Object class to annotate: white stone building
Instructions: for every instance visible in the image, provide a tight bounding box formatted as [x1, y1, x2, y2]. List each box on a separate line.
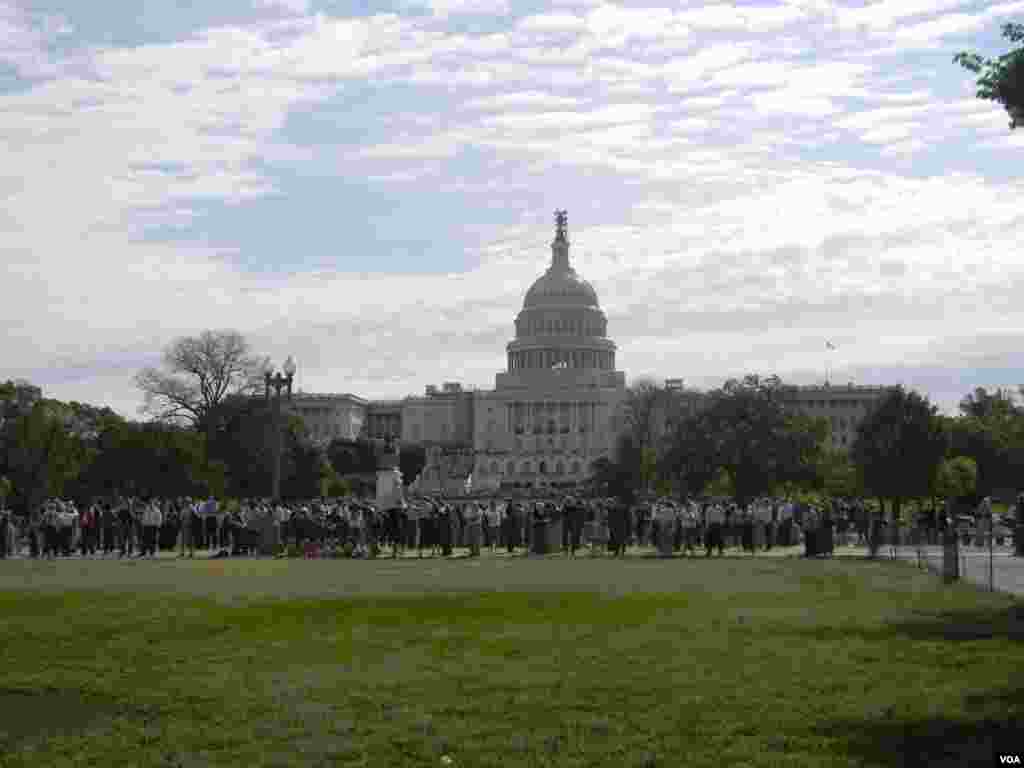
[470, 210, 627, 490]
[777, 383, 895, 452]
[290, 392, 366, 446]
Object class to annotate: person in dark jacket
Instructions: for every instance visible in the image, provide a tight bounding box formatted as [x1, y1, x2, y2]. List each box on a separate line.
[117, 500, 135, 557]
[741, 512, 755, 554]
[609, 498, 630, 557]
[565, 497, 585, 557]
[438, 503, 452, 557]
[502, 502, 517, 553]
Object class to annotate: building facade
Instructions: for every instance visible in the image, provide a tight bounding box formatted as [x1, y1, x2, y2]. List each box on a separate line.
[290, 392, 366, 446]
[777, 383, 895, 452]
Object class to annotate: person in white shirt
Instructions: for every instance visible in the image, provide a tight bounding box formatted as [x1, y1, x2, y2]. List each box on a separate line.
[140, 498, 163, 557]
[484, 500, 501, 553]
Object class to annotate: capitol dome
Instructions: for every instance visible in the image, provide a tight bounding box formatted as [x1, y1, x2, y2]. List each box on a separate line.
[506, 211, 617, 373]
[523, 265, 599, 309]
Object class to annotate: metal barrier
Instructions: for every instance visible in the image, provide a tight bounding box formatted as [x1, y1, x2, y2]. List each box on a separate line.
[885, 523, 1020, 596]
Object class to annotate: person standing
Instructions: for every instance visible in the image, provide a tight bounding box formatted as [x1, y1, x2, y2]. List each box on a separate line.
[438, 503, 452, 557]
[610, 496, 629, 557]
[0, 506, 8, 559]
[141, 497, 163, 557]
[502, 502, 517, 554]
[118, 498, 135, 557]
[564, 497, 583, 557]
[179, 498, 195, 558]
[79, 500, 97, 556]
[706, 503, 724, 557]
[485, 500, 500, 553]
[464, 502, 481, 557]
[741, 510, 755, 555]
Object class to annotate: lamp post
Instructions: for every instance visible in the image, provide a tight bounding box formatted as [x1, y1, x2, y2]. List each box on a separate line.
[265, 356, 296, 502]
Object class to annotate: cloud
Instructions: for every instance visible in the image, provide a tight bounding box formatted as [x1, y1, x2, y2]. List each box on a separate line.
[3, 1, 1024, 421]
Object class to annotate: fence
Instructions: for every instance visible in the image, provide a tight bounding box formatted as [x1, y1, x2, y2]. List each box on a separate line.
[881, 523, 1021, 596]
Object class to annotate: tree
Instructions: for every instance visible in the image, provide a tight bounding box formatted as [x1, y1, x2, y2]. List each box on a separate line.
[135, 330, 268, 435]
[590, 433, 643, 503]
[658, 413, 719, 498]
[947, 387, 1024, 498]
[0, 399, 88, 514]
[694, 374, 825, 508]
[850, 387, 949, 525]
[814, 448, 861, 498]
[934, 456, 978, 501]
[954, 23, 1024, 129]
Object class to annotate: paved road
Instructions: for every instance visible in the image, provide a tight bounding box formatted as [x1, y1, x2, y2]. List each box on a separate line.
[892, 544, 1024, 596]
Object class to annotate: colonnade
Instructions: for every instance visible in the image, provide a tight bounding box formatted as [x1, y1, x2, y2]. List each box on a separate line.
[507, 349, 614, 371]
[504, 400, 607, 435]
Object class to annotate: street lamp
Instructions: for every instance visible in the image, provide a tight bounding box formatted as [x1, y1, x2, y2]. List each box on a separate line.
[265, 356, 296, 501]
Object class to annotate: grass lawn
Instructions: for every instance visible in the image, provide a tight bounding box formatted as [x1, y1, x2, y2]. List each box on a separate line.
[0, 554, 1022, 767]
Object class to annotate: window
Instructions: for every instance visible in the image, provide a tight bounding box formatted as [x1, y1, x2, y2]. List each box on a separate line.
[491, 461, 499, 474]
[506, 461, 515, 475]
[571, 461, 581, 474]
[522, 461, 532, 474]
[539, 461, 547, 475]
[555, 461, 564, 475]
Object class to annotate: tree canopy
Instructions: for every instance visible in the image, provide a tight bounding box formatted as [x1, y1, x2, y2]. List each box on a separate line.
[954, 22, 1024, 129]
[850, 387, 948, 516]
[135, 330, 269, 434]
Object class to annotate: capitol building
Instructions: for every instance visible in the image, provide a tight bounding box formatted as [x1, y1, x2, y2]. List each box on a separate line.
[291, 212, 893, 493]
[292, 211, 627, 492]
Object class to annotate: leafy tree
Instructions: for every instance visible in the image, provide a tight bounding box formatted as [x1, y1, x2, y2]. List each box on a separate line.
[954, 23, 1024, 129]
[658, 413, 719, 498]
[134, 330, 269, 436]
[934, 456, 978, 500]
[590, 433, 643, 503]
[814, 448, 861, 498]
[696, 374, 824, 508]
[850, 387, 949, 525]
[327, 438, 379, 476]
[0, 399, 88, 514]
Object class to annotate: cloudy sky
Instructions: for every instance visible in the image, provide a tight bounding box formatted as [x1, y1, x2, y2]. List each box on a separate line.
[3, 0, 1023, 419]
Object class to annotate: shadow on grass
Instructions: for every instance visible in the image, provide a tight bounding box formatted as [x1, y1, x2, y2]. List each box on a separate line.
[818, 686, 1023, 768]
[0, 687, 127, 752]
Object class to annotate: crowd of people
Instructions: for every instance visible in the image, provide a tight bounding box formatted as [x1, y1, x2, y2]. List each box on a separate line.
[0, 493, 879, 560]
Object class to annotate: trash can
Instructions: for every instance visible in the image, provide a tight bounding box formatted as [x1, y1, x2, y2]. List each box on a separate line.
[804, 527, 818, 558]
[657, 522, 674, 557]
[532, 521, 548, 555]
[819, 526, 834, 556]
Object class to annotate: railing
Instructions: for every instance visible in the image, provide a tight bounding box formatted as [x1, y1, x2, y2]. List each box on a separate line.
[881, 523, 1020, 595]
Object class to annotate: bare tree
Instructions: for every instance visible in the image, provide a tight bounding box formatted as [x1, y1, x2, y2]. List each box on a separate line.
[135, 330, 268, 433]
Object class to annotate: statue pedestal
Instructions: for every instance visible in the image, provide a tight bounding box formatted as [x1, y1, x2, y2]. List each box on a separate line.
[376, 465, 404, 509]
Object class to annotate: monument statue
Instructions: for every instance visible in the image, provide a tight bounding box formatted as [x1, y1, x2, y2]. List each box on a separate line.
[554, 209, 568, 241]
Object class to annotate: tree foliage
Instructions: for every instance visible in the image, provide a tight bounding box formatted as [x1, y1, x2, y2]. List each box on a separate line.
[954, 23, 1024, 129]
[697, 374, 824, 508]
[934, 456, 978, 500]
[850, 387, 949, 515]
[135, 330, 269, 433]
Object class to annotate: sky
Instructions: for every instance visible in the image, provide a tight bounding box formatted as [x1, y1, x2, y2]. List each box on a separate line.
[2, 0, 1024, 420]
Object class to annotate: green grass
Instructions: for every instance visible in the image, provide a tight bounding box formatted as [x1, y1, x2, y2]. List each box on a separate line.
[0, 555, 1021, 767]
